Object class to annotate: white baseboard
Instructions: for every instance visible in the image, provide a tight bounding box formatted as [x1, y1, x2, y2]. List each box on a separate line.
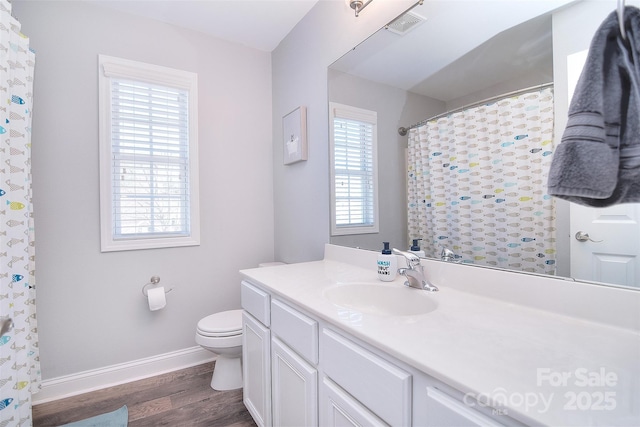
[33, 346, 215, 405]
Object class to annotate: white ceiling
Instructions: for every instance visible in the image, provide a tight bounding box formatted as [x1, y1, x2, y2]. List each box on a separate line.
[90, 0, 320, 52]
[330, 0, 575, 101]
[89, 0, 575, 102]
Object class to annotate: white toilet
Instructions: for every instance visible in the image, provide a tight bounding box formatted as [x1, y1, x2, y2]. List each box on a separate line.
[196, 262, 284, 391]
[195, 309, 243, 391]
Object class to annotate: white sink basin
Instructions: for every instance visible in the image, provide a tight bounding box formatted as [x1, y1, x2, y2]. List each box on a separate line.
[323, 283, 438, 316]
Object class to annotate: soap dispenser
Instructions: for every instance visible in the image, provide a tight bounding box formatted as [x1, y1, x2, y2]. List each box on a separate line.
[409, 239, 425, 258]
[377, 242, 397, 282]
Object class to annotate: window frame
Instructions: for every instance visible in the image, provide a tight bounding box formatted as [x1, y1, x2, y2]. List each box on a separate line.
[98, 55, 200, 252]
[329, 102, 379, 236]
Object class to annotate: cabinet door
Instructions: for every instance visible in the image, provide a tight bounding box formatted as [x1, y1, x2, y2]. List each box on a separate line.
[424, 386, 505, 427]
[272, 336, 318, 427]
[242, 312, 271, 427]
[321, 328, 411, 426]
[321, 377, 388, 427]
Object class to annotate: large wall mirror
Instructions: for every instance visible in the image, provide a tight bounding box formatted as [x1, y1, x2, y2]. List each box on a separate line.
[328, 0, 640, 290]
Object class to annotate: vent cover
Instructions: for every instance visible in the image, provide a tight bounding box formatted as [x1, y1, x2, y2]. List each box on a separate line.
[386, 10, 425, 35]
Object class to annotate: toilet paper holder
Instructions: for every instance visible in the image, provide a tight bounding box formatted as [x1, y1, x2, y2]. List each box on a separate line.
[141, 276, 173, 297]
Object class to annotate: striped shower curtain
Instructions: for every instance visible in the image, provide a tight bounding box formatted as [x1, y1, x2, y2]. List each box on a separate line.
[407, 87, 557, 275]
[0, 0, 40, 424]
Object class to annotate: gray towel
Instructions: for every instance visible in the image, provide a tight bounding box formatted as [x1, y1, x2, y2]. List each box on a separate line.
[547, 6, 640, 207]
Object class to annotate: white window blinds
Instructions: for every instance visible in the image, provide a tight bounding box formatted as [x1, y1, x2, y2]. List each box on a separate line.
[111, 79, 190, 238]
[330, 103, 379, 236]
[99, 55, 200, 252]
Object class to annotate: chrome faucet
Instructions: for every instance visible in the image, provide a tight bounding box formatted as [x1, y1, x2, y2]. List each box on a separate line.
[441, 247, 457, 262]
[392, 248, 439, 292]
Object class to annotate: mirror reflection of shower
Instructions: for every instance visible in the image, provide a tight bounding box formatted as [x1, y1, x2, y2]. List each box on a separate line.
[406, 85, 555, 275]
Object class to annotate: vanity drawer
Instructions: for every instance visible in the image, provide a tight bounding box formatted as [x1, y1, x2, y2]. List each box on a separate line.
[321, 328, 411, 427]
[241, 281, 270, 326]
[424, 386, 505, 426]
[271, 299, 318, 364]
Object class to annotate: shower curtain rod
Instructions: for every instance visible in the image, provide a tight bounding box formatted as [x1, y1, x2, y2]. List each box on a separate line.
[397, 82, 554, 136]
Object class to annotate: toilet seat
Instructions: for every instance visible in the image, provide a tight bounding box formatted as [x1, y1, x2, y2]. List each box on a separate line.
[197, 309, 243, 338]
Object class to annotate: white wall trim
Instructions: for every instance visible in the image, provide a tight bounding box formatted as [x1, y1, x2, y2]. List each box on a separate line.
[33, 346, 215, 404]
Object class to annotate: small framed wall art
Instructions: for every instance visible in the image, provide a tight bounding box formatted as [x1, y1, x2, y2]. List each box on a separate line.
[283, 106, 308, 165]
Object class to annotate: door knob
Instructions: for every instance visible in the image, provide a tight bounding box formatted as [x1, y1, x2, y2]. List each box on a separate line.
[575, 231, 603, 243]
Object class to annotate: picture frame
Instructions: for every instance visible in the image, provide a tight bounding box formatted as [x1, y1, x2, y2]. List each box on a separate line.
[283, 106, 308, 165]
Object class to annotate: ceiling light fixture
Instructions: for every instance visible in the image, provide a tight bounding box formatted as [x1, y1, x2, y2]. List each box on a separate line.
[348, 0, 373, 17]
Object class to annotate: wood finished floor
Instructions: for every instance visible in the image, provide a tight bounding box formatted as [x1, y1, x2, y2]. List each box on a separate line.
[33, 362, 257, 427]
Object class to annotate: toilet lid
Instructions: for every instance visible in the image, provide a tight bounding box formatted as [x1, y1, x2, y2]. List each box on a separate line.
[197, 309, 243, 337]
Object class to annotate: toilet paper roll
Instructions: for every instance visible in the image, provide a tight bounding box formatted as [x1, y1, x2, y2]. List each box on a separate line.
[147, 286, 166, 311]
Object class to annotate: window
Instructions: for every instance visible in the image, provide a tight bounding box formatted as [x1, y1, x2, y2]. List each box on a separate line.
[98, 55, 200, 251]
[329, 102, 379, 236]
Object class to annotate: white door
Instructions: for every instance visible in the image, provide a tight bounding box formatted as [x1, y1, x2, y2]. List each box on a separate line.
[565, 51, 640, 288]
[570, 204, 640, 287]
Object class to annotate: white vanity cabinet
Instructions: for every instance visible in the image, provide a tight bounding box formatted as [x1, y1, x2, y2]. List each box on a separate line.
[419, 386, 510, 427]
[242, 312, 271, 427]
[270, 299, 319, 426]
[242, 279, 513, 427]
[321, 376, 388, 427]
[320, 328, 412, 426]
[410, 370, 520, 427]
[319, 327, 512, 427]
[241, 281, 271, 427]
[241, 280, 319, 427]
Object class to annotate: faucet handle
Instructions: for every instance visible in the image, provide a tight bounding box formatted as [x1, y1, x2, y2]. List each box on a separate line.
[441, 247, 457, 262]
[392, 248, 421, 268]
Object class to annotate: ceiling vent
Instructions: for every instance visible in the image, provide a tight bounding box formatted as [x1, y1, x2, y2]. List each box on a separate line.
[386, 10, 426, 35]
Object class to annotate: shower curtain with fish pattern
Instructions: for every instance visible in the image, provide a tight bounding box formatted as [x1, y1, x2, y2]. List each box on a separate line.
[0, 0, 40, 424]
[407, 87, 556, 275]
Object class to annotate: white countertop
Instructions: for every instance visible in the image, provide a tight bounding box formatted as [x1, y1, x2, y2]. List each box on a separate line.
[240, 245, 640, 426]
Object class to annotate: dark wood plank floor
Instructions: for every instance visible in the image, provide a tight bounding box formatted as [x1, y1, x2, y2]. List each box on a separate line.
[33, 362, 257, 427]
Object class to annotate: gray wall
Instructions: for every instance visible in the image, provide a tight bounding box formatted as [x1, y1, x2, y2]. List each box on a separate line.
[328, 69, 445, 251]
[15, 1, 274, 379]
[272, 0, 414, 263]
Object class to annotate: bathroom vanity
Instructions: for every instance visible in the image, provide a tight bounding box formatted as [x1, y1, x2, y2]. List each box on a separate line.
[240, 245, 640, 426]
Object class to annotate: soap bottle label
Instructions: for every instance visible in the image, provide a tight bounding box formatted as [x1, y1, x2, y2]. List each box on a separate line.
[377, 258, 396, 281]
[377, 259, 392, 277]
